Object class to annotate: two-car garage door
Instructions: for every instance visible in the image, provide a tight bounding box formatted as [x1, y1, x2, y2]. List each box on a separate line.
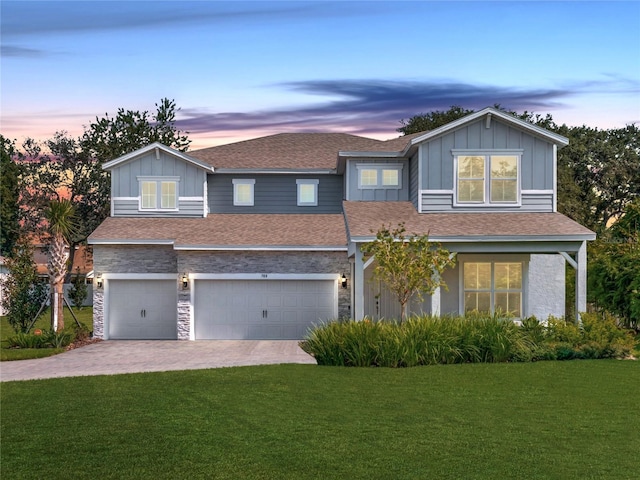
[194, 279, 336, 340]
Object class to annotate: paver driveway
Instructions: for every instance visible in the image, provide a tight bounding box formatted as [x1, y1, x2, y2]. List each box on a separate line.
[0, 340, 316, 382]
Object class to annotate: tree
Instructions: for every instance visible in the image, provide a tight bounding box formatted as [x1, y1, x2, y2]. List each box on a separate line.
[45, 199, 77, 332]
[17, 98, 191, 279]
[0, 135, 22, 257]
[397, 105, 474, 135]
[588, 200, 640, 330]
[0, 237, 48, 333]
[361, 224, 456, 321]
[68, 267, 88, 310]
[80, 97, 191, 160]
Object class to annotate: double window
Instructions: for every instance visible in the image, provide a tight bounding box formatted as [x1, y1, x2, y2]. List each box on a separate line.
[357, 164, 403, 189]
[233, 179, 255, 206]
[296, 179, 319, 206]
[463, 261, 523, 317]
[455, 153, 520, 205]
[139, 177, 178, 210]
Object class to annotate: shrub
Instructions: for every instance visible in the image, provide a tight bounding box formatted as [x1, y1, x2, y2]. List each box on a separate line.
[301, 311, 636, 367]
[6, 329, 73, 349]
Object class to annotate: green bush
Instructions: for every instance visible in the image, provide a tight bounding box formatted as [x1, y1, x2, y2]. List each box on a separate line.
[301, 311, 636, 367]
[6, 329, 73, 349]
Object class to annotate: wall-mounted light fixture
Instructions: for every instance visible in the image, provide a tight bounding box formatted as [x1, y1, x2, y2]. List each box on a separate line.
[341, 273, 348, 289]
[182, 273, 188, 290]
[96, 275, 103, 289]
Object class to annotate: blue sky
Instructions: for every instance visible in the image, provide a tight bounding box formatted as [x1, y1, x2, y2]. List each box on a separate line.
[2, 0, 639, 150]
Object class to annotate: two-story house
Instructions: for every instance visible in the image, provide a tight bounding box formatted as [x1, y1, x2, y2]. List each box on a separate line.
[88, 107, 595, 340]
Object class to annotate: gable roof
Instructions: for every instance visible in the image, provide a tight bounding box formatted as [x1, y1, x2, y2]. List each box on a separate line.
[343, 201, 595, 242]
[88, 214, 347, 250]
[408, 107, 569, 148]
[102, 142, 214, 172]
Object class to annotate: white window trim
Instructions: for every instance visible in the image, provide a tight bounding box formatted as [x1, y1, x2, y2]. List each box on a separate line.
[296, 179, 319, 206]
[356, 164, 403, 189]
[232, 179, 255, 206]
[137, 176, 180, 212]
[452, 151, 522, 207]
[458, 254, 528, 318]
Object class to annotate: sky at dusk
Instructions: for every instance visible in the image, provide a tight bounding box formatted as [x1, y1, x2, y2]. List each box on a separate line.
[2, 0, 639, 150]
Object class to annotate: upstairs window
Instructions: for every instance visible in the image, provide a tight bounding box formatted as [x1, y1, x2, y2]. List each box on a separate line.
[455, 153, 520, 205]
[139, 177, 178, 210]
[233, 179, 255, 206]
[357, 164, 403, 189]
[296, 179, 319, 206]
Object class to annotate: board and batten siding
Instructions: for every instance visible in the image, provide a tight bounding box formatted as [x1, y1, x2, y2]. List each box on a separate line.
[110, 150, 207, 217]
[417, 117, 556, 213]
[346, 158, 410, 201]
[208, 174, 343, 213]
[409, 153, 419, 210]
[420, 118, 555, 192]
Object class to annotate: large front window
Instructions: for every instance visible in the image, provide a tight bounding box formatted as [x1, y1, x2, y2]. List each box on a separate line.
[463, 262, 522, 316]
[139, 177, 178, 210]
[456, 153, 520, 205]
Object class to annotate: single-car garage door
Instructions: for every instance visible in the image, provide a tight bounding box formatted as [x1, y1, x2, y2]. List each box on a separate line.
[108, 280, 177, 339]
[194, 280, 336, 340]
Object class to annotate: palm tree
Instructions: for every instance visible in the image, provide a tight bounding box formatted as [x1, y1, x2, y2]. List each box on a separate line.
[45, 199, 77, 332]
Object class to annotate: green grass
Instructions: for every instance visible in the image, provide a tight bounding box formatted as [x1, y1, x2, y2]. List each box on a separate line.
[0, 307, 93, 361]
[2, 361, 638, 479]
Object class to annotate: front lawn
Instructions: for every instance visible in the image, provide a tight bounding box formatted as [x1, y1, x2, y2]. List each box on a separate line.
[2, 361, 638, 479]
[0, 307, 93, 361]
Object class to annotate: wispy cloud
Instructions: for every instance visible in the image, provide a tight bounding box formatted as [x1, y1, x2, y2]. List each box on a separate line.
[176, 79, 573, 136]
[0, 45, 49, 58]
[1, 1, 368, 37]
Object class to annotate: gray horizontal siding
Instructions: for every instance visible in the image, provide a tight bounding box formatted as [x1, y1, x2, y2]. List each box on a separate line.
[209, 174, 343, 213]
[420, 191, 553, 213]
[112, 198, 205, 217]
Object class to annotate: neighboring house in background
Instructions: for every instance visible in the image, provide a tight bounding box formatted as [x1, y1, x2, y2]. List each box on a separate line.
[88, 107, 595, 340]
[33, 243, 94, 307]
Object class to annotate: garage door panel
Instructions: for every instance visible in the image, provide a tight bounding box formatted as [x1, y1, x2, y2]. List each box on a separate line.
[195, 279, 336, 340]
[108, 280, 177, 340]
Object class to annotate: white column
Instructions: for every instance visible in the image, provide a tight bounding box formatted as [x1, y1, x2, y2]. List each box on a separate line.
[354, 245, 365, 321]
[575, 241, 587, 322]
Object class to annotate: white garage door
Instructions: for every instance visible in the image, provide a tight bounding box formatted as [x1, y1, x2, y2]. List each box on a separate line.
[108, 280, 177, 340]
[195, 280, 336, 340]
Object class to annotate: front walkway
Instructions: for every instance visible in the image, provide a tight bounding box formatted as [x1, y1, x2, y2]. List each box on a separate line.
[0, 340, 316, 382]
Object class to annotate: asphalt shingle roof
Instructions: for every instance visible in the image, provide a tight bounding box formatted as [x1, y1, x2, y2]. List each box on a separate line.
[343, 202, 596, 239]
[189, 132, 421, 170]
[88, 214, 348, 248]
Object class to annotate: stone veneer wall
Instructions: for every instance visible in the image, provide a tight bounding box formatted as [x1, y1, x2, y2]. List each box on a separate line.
[94, 246, 351, 340]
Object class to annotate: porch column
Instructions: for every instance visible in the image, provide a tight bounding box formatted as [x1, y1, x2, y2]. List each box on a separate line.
[431, 286, 441, 317]
[354, 245, 365, 320]
[575, 241, 587, 322]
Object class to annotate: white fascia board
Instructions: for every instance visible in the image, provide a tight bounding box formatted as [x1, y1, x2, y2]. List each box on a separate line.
[338, 150, 404, 159]
[409, 107, 569, 147]
[87, 239, 175, 245]
[191, 273, 338, 281]
[103, 142, 214, 172]
[103, 273, 176, 280]
[215, 168, 335, 174]
[174, 245, 348, 251]
[349, 234, 595, 243]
